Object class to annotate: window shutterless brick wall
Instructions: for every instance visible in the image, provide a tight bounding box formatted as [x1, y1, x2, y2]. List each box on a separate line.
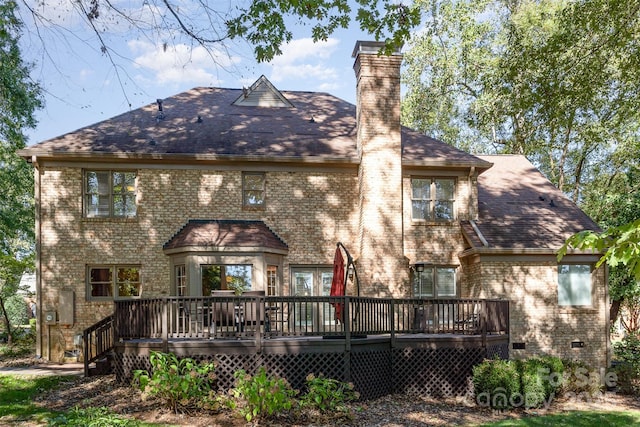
[37, 166, 359, 360]
[461, 258, 608, 369]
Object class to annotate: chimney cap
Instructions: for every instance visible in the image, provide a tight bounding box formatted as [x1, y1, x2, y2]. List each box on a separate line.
[352, 40, 402, 58]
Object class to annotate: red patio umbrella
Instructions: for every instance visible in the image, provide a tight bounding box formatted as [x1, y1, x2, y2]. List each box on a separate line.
[330, 246, 345, 323]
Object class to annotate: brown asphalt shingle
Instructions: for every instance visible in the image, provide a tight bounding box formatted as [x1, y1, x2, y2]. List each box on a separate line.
[20, 85, 490, 168]
[163, 220, 288, 252]
[465, 155, 600, 250]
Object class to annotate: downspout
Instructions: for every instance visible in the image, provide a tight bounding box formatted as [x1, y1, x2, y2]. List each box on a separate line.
[32, 156, 43, 359]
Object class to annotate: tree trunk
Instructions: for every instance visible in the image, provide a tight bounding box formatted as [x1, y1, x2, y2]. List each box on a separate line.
[610, 299, 622, 327]
[0, 296, 13, 345]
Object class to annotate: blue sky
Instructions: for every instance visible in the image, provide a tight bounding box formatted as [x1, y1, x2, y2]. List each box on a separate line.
[20, 1, 373, 145]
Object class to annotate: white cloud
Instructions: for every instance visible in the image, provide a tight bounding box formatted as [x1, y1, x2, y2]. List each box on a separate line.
[268, 38, 340, 84]
[318, 82, 341, 93]
[272, 38, 340, 65]
[128, 40, 241, 86]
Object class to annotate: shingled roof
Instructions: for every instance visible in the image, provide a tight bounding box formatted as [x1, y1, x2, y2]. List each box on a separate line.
[163, 220, 288, 253]
[461, 155, 600, 252]
[19, 78, 490, 169]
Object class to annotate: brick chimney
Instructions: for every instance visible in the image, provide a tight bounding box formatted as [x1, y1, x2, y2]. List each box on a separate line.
[352, 41, 409, 297]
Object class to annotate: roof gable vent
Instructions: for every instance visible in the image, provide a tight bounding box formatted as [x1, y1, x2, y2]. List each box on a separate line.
[232, 75, 294, 108]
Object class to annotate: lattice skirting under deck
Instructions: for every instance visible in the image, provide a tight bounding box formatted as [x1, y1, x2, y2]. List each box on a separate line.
[115, 336, 508, 400]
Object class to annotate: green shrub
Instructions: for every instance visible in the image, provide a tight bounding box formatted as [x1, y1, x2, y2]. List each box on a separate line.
[614, 333, 640, 368]
[516, 359, 546, 408]
[5, 294, 29, 328]
[561, 359, 602, 396]
[613, 361, 638, 395]
[526, 356, 564, 399]
[132, 351, 215, 412]
[300, 373, 359, 414]
[472, 358, 520, 409]
[539, 355, 564, 397]
[230, 367, 297, 422]
[473, 356, 566, 409]
[613, 333, 640, 395]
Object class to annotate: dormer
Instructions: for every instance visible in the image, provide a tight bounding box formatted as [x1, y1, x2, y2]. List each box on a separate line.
[232, 75, 294, 108]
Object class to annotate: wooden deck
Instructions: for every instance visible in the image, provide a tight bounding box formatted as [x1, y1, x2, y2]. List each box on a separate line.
[86, 296, 509, 399]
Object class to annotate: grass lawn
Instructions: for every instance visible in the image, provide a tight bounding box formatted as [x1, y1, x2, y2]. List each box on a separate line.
[2, 374, 640, 427]
[476, 410, 640, 426]
[0, 374, 167, 426]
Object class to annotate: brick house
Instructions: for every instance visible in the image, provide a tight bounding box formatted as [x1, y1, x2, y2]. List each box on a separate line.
[19, 41, 608, 370]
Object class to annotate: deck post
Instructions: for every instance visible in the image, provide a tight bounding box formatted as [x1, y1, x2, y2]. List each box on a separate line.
[83, 328, 89, 377]
[161, 298, 168, 353]
[480, 300, 487, 350]
[255, 295, 263, 353]
[390, 299, 396, 348]
[344, 296, 351, 382]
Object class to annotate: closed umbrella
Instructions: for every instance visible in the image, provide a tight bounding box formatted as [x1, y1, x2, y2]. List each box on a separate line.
[330, 246, 345, 323]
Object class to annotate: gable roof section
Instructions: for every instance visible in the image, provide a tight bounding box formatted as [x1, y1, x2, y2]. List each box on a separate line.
[461, 155, 600, 253]
[163, 220, 289, 254]
[232, 75, 294, 108]
[401, 128, 491, 169]
[19, 82, 489, 170]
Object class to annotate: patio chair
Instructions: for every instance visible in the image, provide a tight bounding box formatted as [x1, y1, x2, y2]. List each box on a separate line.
[210, 291, 237, 335]
[455, 303, 481, 334]
[413, 304, 435, 333]
[239, 290, 265, 333]
[179, 301, 207, 337]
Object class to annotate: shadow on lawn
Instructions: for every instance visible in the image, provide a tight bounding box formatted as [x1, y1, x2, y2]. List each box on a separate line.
[0, 375, 70, 420]
[478, 410, 640, 427]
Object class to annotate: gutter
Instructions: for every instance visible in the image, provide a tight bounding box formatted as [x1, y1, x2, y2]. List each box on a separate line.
[16, 149, 361, 167]
[459, 246, 603, 260]
[32, 156, 43, 359]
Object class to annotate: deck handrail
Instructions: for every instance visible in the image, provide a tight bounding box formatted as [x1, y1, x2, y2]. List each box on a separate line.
[82, 314, 115, 377]
[112, 296, 509, 350]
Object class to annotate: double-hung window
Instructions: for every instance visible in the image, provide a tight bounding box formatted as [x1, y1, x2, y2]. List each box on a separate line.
[88, 265, 141, 300]
[558, 264, 592, 306]
[413, 266, 456, 298]
[175, 265, 186, 296]
[242, 172, 265, 208]
[84, 170, 137, 217]
[411, 178, 455, 221]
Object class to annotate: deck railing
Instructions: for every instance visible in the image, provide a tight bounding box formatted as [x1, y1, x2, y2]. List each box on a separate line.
[113, 296, 508, 347]
[83, 314, 115, 377]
